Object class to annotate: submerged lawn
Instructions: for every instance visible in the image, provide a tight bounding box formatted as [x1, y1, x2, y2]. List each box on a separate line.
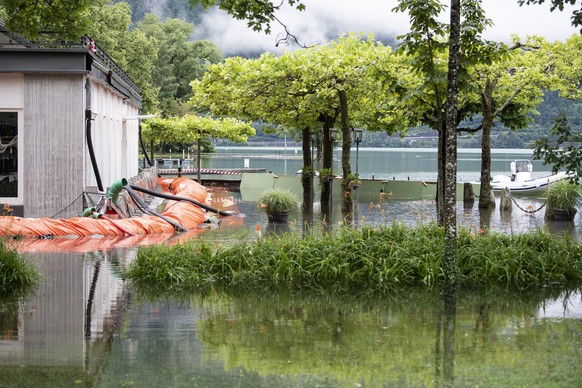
[123, 223, 582, 292]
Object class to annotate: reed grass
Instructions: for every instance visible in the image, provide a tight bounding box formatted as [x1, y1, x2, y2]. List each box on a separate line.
[123, 223, 582, 292]
[0, 242, 40, 297]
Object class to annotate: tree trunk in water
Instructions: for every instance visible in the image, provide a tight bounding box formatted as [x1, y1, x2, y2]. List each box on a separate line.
[479, 80, 495, 208]
[436, 121, 446, 226]
[338, 90, 353, 216]
[321, 120, 333, 221]
[301, 127, 314, 228]
[443, 0, 461, 285]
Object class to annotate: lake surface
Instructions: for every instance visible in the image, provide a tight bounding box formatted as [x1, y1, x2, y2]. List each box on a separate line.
[1, 148, 581, 387]
[206, 147, 551, 182]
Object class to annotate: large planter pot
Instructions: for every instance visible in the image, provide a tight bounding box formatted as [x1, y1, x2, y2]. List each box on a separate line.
[552, 207, 577, 221]
[267, 211, 289, 223]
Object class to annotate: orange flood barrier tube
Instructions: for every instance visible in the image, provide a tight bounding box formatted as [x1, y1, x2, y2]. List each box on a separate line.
[0, 177, 208, 238]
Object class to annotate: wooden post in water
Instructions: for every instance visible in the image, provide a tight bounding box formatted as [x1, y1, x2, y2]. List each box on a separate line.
[500, 188, 512, 211]
[463, 182, 475, 205]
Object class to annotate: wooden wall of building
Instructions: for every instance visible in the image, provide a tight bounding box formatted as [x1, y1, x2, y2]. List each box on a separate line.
[23, 74, 85, 218]
[20, 74, 140, 218]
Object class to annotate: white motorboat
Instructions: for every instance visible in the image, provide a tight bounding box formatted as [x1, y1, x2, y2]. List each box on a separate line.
[472, 159, 575, 194]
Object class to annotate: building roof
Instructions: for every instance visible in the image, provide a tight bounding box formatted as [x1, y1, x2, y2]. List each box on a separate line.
[0, 22, 142, 107]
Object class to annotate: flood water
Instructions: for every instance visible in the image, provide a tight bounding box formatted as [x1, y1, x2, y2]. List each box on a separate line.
[1, 148, 581, 387]
[2, 250, 581, 387]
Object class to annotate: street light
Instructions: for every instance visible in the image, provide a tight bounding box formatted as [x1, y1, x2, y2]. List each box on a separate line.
[352, 128, 363, 189]
[329, 128, 338, 179]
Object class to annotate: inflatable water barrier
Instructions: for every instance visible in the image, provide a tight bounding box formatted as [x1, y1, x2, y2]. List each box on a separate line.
[0, 177, 215, 238]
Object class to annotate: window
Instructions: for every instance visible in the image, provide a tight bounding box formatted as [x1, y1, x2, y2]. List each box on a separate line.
[0, 112, 18, 197]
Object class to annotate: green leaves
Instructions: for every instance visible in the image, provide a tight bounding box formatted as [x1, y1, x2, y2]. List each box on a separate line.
[192, 33, 409, 139]
[1, 0, 103, 40]
[518, 0, 582, 30]
[141, 115, 255, 145]
[533, 112, 582, 178]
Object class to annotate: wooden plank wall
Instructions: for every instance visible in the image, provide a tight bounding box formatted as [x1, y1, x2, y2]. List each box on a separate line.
[23, 74, 85, 218]
[89, 80, 139, 194]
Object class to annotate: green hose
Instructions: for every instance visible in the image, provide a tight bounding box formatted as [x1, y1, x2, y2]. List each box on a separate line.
[81, 207, 95, 217]
[107, 178, 128, 206]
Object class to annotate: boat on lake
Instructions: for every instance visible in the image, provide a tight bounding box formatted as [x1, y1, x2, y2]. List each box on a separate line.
[470, 159, 575, 194]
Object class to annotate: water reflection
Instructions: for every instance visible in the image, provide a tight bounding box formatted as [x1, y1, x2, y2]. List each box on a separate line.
[0, 249, 134, 386]
[2, 244, 581, 387]
[108, 284, 580, 387]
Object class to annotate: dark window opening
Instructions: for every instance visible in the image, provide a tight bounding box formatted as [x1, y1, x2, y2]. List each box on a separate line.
[0, 112, 18, 197]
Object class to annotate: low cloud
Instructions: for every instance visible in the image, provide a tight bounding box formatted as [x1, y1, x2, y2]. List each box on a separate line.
[192, 0, 578, 57]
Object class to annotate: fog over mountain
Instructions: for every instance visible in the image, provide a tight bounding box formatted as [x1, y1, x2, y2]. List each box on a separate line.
[148, 0, 579, 57]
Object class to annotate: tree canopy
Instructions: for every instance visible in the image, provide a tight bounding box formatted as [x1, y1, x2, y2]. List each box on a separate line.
[518, 0, 582, 30]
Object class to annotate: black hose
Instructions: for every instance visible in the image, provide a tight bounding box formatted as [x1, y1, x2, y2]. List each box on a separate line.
[123, 183, 187, 232]
[139, 123, 152, 168]
[86, 109, 104, 192]
[129, 184, 237, 216]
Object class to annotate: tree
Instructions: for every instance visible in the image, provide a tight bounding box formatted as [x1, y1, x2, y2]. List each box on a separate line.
[88, 2, 160, 112]
[517, 0, 582, 30]
[393, 0, 493, 225]
[136, 14, 222, 117]
[191, 34, 405, 218]
[443, 0, 461, 286]
[533, 112, 582, 180]
[142, 115, 255, 182]
[517, 0, 582, 192]
[471, 36, 556, 208]
[0, 0, 102, 40]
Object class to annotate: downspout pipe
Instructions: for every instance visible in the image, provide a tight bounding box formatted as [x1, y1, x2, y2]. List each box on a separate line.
[139, 123, 153, 168]
[129, 184, 237, 216]
[85, 79, 104, 192]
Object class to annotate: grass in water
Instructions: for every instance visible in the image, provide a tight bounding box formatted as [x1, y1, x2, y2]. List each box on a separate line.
[123, 223, 582, 292]
[0, 241, 40, 297]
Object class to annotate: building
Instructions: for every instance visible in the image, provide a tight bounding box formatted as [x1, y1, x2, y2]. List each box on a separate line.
[0, 22, 143, 218]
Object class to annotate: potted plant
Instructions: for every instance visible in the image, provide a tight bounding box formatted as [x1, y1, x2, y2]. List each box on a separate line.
[545, 180, 582, 221]
[257, 188, 296, 223]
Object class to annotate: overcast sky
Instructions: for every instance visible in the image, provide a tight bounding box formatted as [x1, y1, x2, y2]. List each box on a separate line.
[193, 0, 579, 57]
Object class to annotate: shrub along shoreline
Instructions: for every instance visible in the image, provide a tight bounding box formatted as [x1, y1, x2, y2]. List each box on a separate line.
[123, 223, 582, 292]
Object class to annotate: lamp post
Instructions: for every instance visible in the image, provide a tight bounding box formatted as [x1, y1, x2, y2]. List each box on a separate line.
[311, 135, 315, 164]
[329, 128, 337, 177]
[352, 128, 363, 189]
